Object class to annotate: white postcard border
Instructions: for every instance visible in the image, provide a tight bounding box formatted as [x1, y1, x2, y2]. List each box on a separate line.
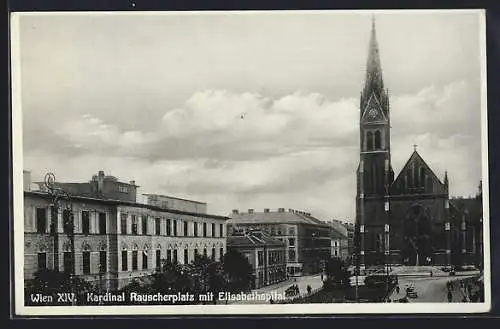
[11, 9, 491, 316]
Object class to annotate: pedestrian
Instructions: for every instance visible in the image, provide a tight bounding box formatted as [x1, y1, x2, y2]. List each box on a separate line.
[321, 274, 324, 281]
[307, 285, 312, 295]
[447, 290, 453, 302]
[269, 297, 274, 304]
[396, 286, 400, 294]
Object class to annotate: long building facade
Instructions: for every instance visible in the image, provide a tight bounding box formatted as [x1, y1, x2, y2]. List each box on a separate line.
[355, 18, 484, 268]
[24, 172, 228, 291]
[227, 208, 331, 276]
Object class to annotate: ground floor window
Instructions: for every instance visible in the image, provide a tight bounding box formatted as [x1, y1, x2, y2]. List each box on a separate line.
[37, 252, 47, 271]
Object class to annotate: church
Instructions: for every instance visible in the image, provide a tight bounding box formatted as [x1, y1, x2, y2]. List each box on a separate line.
[355, 18, 483, 268]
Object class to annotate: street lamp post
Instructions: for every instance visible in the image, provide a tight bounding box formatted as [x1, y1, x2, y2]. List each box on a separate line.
[44, 173, 75, 305]
[384, 224, 390, 302]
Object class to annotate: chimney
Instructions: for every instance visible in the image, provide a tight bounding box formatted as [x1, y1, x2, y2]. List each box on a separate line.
[98, 170, 105, 177]
[264, 208, 270, 213]
[129, 180, 136, 186]
[248, 209, 254, 214]
[278, 208, 285, 213]
[23, 170, 31, 192]
[232, 209, 239, 215]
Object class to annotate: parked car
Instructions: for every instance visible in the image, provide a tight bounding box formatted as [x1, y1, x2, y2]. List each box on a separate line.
[406, 285, 418, 298]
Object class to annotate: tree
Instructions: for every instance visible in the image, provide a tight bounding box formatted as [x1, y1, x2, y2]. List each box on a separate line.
[223, 249, 253, 293]
[324, 257, 350, 289]
[25, 269, 96, 305]
[150, 260, 194, 296]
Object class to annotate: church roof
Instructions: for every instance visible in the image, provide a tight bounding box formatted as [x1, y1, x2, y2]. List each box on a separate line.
[392, 149, 445, 188]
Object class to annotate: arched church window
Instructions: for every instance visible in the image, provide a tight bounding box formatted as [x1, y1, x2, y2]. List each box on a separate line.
[374, 131, 381, 149]
[419, 167, 426, 188]
[413, 167, 419, 188]
[366, 131, 374, 151]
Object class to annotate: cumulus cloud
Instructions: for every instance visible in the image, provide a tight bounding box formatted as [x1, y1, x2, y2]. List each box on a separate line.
[23, 79, 483, 221]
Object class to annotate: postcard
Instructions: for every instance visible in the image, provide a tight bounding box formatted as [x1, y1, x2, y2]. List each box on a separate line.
[11, 9, 491, 316]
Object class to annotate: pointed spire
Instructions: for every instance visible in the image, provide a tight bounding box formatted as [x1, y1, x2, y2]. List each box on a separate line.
[361, 15, 387, 114]
[363, 16, 384, 96]
[444, 170, 449, 186]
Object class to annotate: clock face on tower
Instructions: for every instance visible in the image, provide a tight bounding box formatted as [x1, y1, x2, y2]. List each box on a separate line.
[367, 107, 378, 119]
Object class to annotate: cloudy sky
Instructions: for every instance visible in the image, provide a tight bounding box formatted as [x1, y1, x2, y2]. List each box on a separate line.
[15, 10, 485, 222]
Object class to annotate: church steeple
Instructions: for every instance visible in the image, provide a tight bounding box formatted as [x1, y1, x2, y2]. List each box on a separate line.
[361, 16, 389, 117]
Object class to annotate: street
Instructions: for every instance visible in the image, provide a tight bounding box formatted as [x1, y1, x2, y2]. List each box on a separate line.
[390, 275, 476, 303]
[227, 274, 324, 304]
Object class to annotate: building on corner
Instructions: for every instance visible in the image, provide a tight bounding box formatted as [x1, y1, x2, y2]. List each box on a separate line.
[227, 229, 286, 289]
[23, 171, 228, 291]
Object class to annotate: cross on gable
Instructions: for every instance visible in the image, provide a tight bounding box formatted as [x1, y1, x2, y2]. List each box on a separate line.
[413, 144, 418, 152]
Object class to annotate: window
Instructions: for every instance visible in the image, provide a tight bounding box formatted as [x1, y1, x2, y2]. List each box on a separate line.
[258, 251, 264, 267]
[131, 216, 138, 235]
[420, 167, 426, 187]
[212, 223, 215, 237]
[219, 224, 224, 237]
[132, 250, 138, 270]
[156, 250, 161, 270]
[220, 248, 224, 261]
[374, 130, 381, 149]
[142, 216, 148, 235]
[194, 249, 198, 260]
[155, 218, 161, 235]
[122, 250, 128, 271]
[203, 223, 207, 237]
[63, 252, 73, 274]
[166, 219, 171, 236]
[184, 249, 189, 264]
[99, 251, 107, 273]
[184, 221, 189, 236]
[36, 208, 47, 233]
[288, 249, 296, 261]
[173, 220, 177, 236]
[83, 251, 91, 274]
[82, 211, 90, 235]
[367, 131, 374, 151]
[288, 238, 295, 246]
[194, 222, 198, 237]
[173, 249, 178, 263]
[121, 214, 128, 234]
[98, 212, 106, 234]
[118, 185, 128, 193]
[211, 248, 216, 260]
[37, 252, 47, 271]
[63, 209, 73, 234]
[289, 227, 295, 235]
[167, 250, 172, 263]
[142, 250, 148, 269]
[203, 248, 207, 258]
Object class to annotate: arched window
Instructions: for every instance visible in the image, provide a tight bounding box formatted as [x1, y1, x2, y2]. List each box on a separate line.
[366, 131, 374, 151]
[420, 167, 426, 188]
[374, 130, 381, 149]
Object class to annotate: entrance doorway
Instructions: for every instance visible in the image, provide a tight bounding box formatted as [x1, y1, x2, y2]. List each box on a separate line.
[402, 205, 433, 266]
